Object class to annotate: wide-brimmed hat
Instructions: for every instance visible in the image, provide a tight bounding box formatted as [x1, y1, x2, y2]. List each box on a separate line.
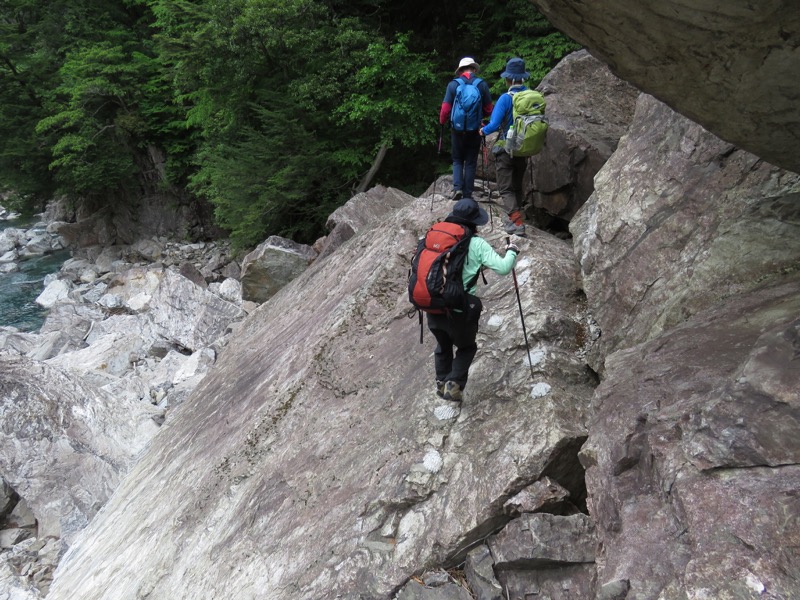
[501, 57, 530, 81]
[449, 198, 489, 226]
[455, 57, 480, 75]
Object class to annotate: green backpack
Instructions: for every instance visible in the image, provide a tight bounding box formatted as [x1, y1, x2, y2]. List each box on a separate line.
[504, 89, 548, 158]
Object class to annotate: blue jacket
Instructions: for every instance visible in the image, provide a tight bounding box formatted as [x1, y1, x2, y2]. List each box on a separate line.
[481, 84, 528, 138]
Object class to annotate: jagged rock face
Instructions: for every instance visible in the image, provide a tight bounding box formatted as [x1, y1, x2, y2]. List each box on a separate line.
[47, 192, 219, 247]
[46, 194, 597, 599]
[567, 91, 800, 597]
[0, 356, 161, 545]
[571, 93, 800, 372]
[531, 0, 800, 175]
[528, 50, 639, 224]
[475, 50, 639, 228]
[581, 280, 800, 598]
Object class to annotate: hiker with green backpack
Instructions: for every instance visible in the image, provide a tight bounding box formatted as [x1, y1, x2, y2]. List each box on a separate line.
[440, 57, 495, 201]
[480, 57, 548, 237]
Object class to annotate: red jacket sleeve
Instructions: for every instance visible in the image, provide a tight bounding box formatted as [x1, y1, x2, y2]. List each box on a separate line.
[440, 102, 452, 125]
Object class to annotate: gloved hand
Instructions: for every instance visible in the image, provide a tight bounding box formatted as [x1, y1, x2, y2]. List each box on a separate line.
[505, 242, 520, 256]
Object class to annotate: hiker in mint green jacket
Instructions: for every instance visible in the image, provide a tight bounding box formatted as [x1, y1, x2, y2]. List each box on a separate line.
[480, 57, 531, 236]
[428, 198, 519, 402]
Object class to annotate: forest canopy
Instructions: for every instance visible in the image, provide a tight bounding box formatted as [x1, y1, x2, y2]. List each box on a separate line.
[0, 0, 579, 248]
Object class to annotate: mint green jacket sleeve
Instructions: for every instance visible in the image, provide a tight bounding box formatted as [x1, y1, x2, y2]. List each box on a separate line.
[462, 236, 517, 294]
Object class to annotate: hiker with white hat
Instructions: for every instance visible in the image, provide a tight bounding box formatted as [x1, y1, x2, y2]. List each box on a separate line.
[439, 57, 494, 201]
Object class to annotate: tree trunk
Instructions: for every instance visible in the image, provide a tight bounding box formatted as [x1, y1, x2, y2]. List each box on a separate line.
[355, 143, 388, 194]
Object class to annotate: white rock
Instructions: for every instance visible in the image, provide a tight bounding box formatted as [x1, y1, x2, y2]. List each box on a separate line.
[35, 279, 71, 308]
[422, 449, 443, 473]
[217, 278, 242, 304]
[530, 382, 552, 398]
[528, 349, 546, 367]
[433, 405, 459, 421]
[0, 249, 18, 263]
[486, 314, 504, 329]
[79, 269, 98, 284]
[97, 294, 124, 309]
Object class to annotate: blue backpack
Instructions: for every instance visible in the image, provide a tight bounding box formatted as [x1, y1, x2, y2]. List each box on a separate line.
[450, 77, 483, 132]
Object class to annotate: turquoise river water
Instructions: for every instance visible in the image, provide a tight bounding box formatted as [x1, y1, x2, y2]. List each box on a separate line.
[0, 218, 70, 332]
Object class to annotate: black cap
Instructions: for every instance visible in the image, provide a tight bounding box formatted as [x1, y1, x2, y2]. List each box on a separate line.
[449, 198, 489, 226]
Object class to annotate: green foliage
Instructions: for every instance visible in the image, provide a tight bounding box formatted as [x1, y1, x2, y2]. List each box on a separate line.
[474, 0, 581, 94]
[0, 0, 581, 247]
[0, 1, 61, 204]
[336, 33, 439, 150]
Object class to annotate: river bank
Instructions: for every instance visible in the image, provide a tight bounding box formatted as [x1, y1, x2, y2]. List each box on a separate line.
[0, 201, 252, 595]
[0, 208, 70, 331]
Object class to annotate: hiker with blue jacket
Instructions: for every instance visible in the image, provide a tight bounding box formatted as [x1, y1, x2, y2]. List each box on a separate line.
[440, 57, 494, 201]
[480, 57, 531, 236]
[427, 198, 519, 402]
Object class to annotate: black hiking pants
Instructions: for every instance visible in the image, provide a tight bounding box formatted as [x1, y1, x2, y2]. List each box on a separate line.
[426, 295, 483, 389]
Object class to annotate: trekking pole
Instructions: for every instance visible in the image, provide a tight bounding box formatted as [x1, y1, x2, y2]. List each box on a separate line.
[479, 134, 495, 231]
[431, 124, 444, 212]
[481, 135, 489, 199]
[508, 236, 535, 382]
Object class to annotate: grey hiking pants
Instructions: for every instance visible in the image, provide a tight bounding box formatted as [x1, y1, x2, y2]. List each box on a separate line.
[426, 295, 483, 389]
[494, 147, 528, 214]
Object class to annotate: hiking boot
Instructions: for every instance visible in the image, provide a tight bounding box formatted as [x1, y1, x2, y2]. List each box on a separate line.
[504, 209, 526, 236]
[436, 380, 446, 398]
[503, 219, 526, 236]
[451, 190, 463, 201]
[442, 381, 463, 402]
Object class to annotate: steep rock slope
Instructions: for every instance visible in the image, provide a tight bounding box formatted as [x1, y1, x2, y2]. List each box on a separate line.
[46, 196, 596, 598]
[571, 94, 800, 597]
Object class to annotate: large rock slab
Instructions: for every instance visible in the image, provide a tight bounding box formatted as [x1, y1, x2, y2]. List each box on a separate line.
[580, 276, 800, 599]
[136, 268, 245, 352]
[46, 198, 597, 599]
[316, 185, 416, 259]
[529, 50, 640, 224]
[531, 0, 800, 175]
[0, 355, 161, 544]
[571, 94, 800, 372]
[239, 235, 317, 303]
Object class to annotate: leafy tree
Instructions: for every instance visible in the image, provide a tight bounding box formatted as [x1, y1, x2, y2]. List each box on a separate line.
[1, 0, 189, 213]
[152, 0, 443, 247]
[0, 0, 62, 210]
[470, 0, 582, 93]
[1, 0, 580, 245]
